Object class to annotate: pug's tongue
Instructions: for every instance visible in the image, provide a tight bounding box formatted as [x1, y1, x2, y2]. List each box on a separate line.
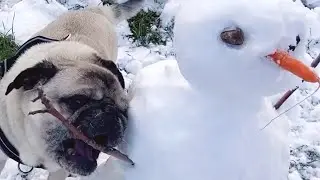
[74, 140, 93, 160]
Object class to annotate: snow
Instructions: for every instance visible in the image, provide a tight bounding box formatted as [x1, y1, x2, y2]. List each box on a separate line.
[1, 0, 320, 179]
[110, 1, 313, 180]
[0, 0, 67, 44]
[302, 0, 320, 8]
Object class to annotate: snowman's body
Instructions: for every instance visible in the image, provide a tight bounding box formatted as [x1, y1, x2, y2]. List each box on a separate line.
[85, 0, 314, 179]
[96, 59, 291, 180]
[127, 60, 293, 180]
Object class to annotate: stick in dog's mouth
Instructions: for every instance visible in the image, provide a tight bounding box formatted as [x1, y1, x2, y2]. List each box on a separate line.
[29, 86, 135, 166]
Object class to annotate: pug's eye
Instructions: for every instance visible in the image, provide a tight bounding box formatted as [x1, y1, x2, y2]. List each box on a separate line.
[60, 95, 91, 111]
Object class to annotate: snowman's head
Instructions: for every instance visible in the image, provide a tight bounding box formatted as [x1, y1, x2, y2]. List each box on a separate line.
[173, 0, 316, 98]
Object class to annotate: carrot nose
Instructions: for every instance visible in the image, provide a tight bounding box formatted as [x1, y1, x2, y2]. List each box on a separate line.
[267, 50, 319, 83]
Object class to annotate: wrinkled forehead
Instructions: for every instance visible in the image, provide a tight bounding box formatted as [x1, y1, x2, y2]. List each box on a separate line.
[43, 65, 118, 100]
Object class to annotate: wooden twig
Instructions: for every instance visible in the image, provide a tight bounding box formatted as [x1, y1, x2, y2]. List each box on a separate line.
[311, 53, 320, 68]
[273, 86, 299, 110]
[273, 53, 320, 110]
[29, 87, 134, 166]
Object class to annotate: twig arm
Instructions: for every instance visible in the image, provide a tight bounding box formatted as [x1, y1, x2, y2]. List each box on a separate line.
[273, 86, 299, 110]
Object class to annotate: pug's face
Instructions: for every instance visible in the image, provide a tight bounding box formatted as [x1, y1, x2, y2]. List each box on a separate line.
[5, 53, 128, 176]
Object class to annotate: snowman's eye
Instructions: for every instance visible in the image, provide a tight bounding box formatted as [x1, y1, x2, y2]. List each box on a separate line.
[220, 27, 244, 46]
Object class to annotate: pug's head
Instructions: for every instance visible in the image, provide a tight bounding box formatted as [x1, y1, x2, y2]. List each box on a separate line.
[4, 44, 128, 176]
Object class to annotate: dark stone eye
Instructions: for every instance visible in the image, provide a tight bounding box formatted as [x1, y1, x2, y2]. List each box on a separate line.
[60, 95, 91, 112]
[220, 27, 244, 46]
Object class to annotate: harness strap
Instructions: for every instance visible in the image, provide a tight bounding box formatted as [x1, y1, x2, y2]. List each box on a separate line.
[0, 35, 71, 77]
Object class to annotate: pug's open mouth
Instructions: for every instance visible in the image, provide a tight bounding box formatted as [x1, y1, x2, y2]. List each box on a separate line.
[53, 138, 102, 176]
[63, 139, 101, 163]
[62, 134, 120, 164]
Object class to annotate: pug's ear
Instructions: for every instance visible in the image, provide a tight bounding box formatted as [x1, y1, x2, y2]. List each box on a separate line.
[93, 55, 125, 89]
[5, 60, 58, 95]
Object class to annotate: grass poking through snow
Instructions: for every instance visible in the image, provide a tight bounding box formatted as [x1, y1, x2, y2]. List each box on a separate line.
[0, 33, 18, 61]
[0, 12, 19, 61]
[127, 9, 173, 47]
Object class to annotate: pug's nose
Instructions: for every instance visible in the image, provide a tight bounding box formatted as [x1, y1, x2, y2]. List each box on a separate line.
[77, 105, 127, 147]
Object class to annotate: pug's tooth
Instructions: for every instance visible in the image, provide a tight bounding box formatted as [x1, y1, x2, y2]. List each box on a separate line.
[67, 148, 76, 155]
[67, 148, 72, 155]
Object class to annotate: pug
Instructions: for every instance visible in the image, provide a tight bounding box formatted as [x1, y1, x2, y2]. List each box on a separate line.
[0, 0, 144, 179]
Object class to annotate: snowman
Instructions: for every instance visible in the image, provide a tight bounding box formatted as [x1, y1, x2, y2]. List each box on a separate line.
[86, 0, 320, 180]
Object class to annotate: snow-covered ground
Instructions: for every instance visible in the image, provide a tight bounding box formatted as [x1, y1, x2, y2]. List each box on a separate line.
[0, 0, 320, 179]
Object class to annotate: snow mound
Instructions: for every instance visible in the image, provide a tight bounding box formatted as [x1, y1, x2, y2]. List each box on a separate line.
[0, 0, 67, 44]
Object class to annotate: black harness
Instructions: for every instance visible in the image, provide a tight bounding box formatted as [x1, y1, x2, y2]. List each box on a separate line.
[0, 35, 69, 76]
[0, 35, 70, 172]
